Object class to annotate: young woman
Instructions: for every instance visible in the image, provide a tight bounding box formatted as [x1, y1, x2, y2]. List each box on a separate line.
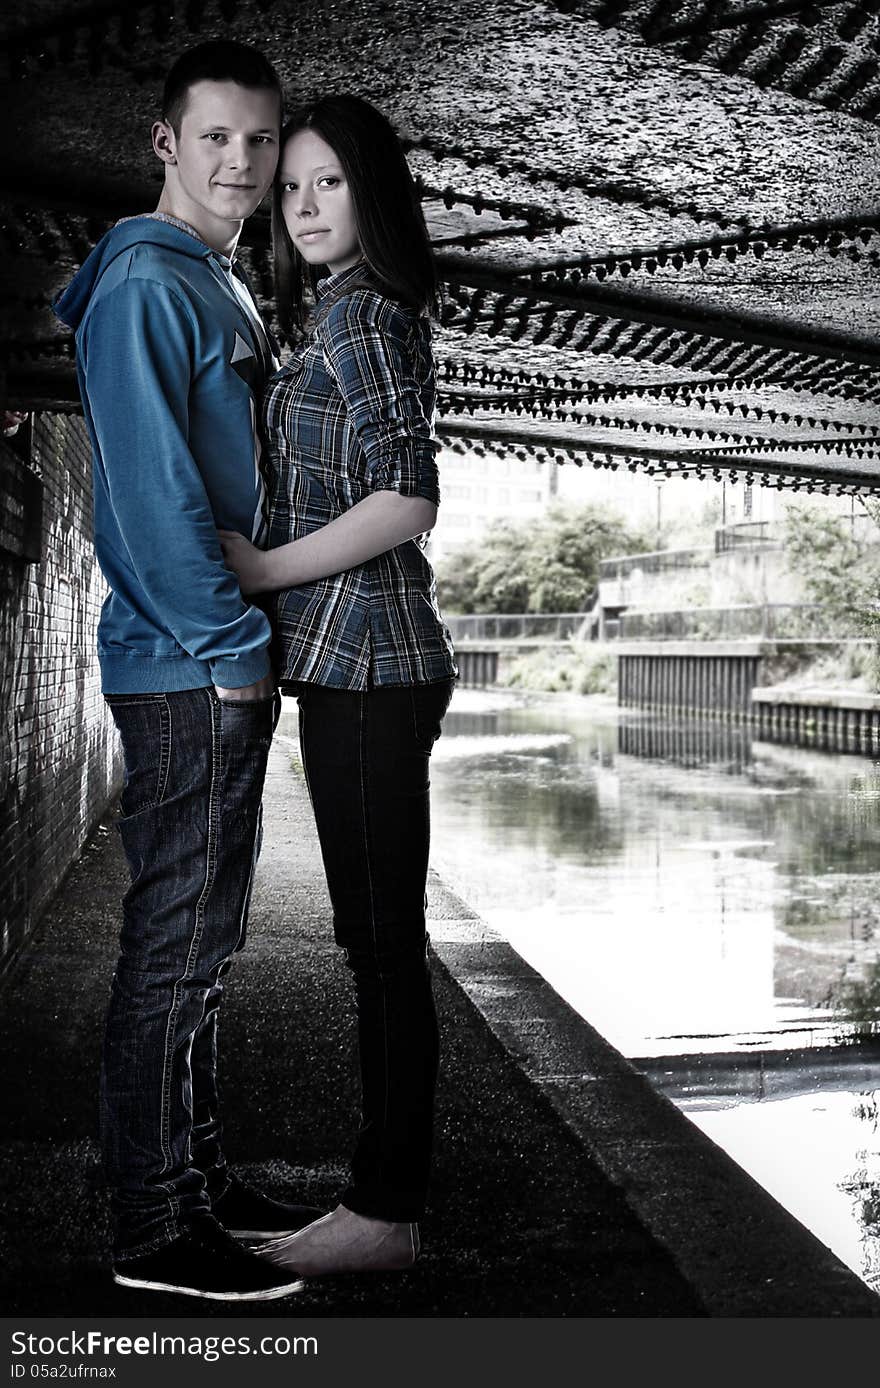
[219, 96, 457, 1276]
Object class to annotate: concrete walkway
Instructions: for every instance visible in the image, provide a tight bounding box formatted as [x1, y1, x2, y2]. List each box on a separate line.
[1, 731, 878, 1317]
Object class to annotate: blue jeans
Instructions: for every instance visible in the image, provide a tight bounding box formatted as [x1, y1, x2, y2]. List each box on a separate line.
[102, 687, 275, 1259]
[290, 677, 456, 1222]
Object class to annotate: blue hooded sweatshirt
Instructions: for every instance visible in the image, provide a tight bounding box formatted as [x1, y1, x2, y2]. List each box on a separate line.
[54, 215, 274, 693]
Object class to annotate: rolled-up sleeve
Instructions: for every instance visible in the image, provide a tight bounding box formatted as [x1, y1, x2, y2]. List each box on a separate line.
[321, 293, 440, 505]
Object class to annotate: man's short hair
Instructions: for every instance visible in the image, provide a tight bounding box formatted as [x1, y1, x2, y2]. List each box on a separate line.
[162, 40, 283, 132]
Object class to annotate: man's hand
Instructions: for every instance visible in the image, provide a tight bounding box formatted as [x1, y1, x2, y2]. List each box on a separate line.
[214, 673, 275, 702]
[218, 529, 273, 594]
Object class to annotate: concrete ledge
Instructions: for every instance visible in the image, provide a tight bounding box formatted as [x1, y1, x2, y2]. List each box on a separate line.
[613, 641, 777, 657]
[615, 641, 863, 656]
[427, 872, 880, 1318]
[753, 685, 880, 711]
[615, 641, 774, 656]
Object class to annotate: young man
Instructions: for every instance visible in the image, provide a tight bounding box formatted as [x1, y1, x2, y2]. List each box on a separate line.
[55, 41, 316, 1301]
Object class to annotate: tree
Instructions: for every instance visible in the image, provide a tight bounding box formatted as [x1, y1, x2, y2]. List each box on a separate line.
[783, 501, 880, 629]
[433, 520, 530, 614]
[783, 500, 880, 687]
[435, 503, 651, 614]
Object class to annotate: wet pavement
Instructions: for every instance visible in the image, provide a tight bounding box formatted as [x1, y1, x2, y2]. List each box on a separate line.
[1, 727, 878, 1317]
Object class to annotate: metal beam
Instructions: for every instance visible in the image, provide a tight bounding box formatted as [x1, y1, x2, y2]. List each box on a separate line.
[437, 260, 880, 371]
[436, 416, 880, 486]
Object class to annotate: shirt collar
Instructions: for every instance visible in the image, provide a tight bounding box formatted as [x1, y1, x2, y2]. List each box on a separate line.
[316, 260, 370, 300]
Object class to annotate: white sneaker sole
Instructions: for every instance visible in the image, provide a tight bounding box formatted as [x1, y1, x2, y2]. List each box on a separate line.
[112, 1271, 304, 1300]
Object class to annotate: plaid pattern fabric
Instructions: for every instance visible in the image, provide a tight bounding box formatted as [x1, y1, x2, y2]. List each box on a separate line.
[264, 265, 457, 689]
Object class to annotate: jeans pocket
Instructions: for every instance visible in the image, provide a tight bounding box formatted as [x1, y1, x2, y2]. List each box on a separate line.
[106, 695, 172, 817]
[211, 690, 276, 748]
[409, 678, 455, 754]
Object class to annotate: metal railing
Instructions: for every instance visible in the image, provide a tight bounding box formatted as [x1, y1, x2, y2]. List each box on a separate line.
[618, 604, 866, 642]
[714, 521, 781, 553]
[599, 547, 713, 581]
[444, 612, 590, 642]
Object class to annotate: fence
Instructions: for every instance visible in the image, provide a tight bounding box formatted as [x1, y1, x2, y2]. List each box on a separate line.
[446, 604, 867, 646]
[618, 604, 865, 642]
[599, 548, 713, 582]
[445, 612, 590, 642]
[714, 522, 781, 553]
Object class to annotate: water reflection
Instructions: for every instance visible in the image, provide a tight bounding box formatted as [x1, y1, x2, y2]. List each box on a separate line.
[835, 962, 880, 1044]
[429, 690, 880, 1289]
[618, 717, 753, 772]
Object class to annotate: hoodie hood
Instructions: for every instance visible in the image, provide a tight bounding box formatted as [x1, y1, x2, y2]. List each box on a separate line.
[53, 215, 214, 331]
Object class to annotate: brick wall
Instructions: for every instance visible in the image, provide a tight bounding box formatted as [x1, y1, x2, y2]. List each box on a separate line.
[0, 412, 121, 971]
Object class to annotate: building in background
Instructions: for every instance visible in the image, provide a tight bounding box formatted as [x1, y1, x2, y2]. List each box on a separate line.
[428, 447, 559, 565]
[432, 450, 721, 564]
[432, 448, 867, 567]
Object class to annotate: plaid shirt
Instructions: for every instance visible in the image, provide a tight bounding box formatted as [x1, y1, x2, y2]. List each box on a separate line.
[264, 264, 457, 689]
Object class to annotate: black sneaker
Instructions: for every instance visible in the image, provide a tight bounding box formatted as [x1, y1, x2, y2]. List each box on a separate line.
[112, 1215, 305, 1300]
[212, 1172, 324, 1239]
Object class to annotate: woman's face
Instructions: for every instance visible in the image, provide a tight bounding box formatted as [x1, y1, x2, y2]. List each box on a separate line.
[279, 128, 361, 275]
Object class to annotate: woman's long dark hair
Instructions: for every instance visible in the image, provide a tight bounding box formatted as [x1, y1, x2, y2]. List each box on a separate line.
[271, 95, 439, 341]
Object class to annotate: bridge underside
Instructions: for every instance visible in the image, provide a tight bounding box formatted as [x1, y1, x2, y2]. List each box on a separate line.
[2, 0, 879, 493]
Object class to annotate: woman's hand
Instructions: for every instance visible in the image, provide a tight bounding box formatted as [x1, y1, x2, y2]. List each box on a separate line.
[218, 529, 274, 594]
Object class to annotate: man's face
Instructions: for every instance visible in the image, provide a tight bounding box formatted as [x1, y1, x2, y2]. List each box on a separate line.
[156, 79, 280, 235]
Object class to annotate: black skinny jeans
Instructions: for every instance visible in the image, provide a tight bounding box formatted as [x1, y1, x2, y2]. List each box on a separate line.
[289, 677, 455, 1222]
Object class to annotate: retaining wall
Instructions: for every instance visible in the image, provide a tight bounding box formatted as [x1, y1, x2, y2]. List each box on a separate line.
[0, 413, 120, 971]
[753, 686, 880, 752]
[617, 641, 765, 716]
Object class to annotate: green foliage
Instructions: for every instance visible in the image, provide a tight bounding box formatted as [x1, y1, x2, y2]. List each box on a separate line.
[435, 503, 650, 615]
[783, 502, 880, 687]
[831, 959, 880, 1044]
[499, 641, 618, 696]
[764, 641, 875, 691]
[784, 502, 880, 622]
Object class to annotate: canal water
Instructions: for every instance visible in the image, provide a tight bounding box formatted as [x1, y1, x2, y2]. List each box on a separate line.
[428, 688, 880, 1292]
